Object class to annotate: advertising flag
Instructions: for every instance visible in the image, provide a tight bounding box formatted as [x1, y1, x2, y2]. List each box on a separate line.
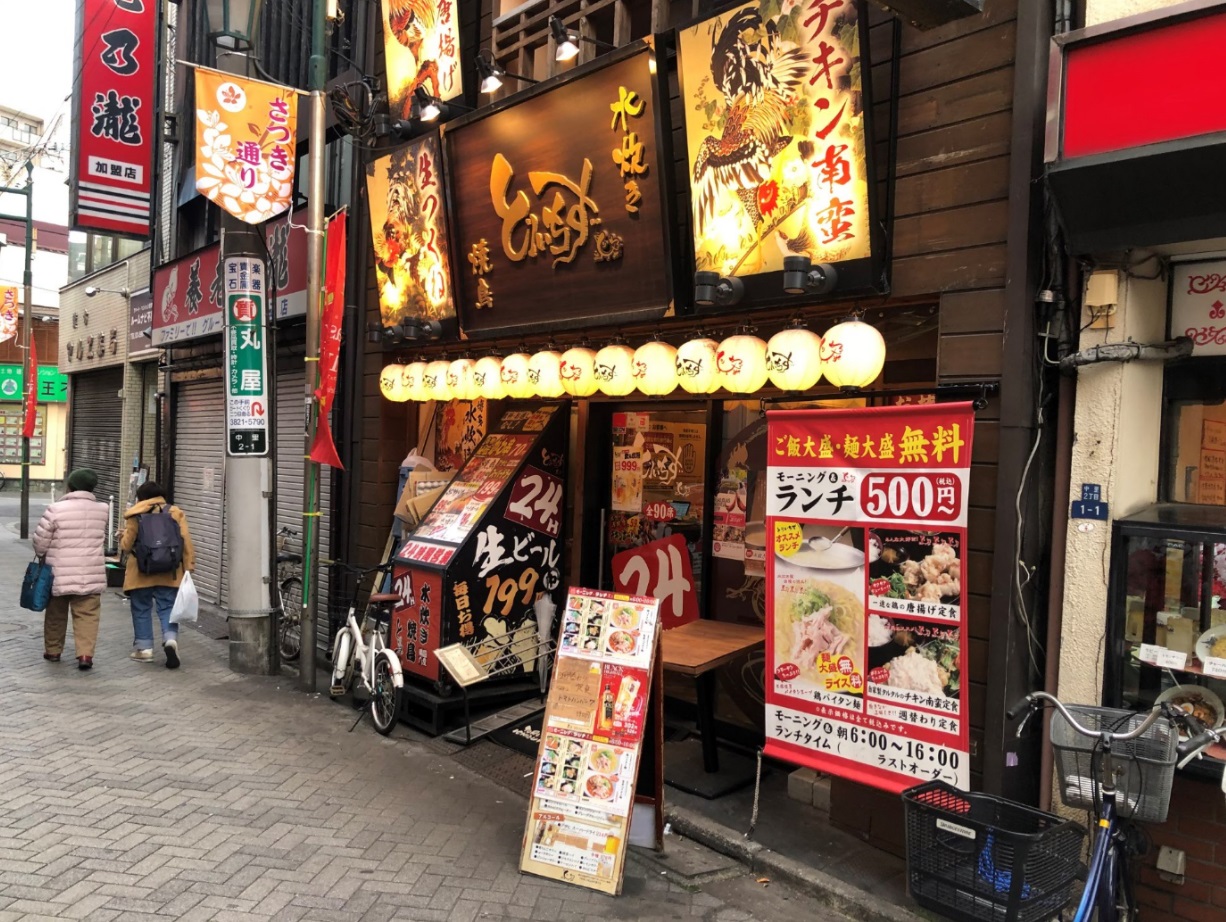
[310, 210, 346, 469]
[194, 68, 298, 224]
[0, 287, 18, 344]
[22, 334, 37, 439]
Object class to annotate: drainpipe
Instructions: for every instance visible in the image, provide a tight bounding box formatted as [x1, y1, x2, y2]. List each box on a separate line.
[1058, 338, 1192, 370]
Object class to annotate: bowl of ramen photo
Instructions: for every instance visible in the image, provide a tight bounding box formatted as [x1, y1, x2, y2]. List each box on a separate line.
[606, 631, 637, 656]
[588, 747, 619, 774]
[584, 774, 615, 801]
[611, 605, 639, 630]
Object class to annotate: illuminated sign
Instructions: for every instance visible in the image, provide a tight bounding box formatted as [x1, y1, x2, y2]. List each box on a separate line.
[380, 0, 464, 120]
[678, 0, 873, 281]
[366, 133, 456, 329]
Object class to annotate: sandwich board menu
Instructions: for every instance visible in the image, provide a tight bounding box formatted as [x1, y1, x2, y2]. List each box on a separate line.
[520, 587, 662, 895]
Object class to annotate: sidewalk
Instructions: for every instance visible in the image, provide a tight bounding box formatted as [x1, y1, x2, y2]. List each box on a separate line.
[0, 522, 853, 921]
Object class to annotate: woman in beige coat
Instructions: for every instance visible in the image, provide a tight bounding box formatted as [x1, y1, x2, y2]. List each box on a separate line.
[119, 481, 196, 668]
[32, 469, 110, 669]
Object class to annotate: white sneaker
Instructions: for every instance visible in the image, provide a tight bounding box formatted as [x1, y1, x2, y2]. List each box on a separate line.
[164, 639, 180, 670]
[130, 649, 154, 662]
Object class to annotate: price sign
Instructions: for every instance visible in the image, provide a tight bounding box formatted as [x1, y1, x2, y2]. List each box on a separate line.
[504, 466, 563, 537]
[611, 534, 698, 629]
[861, 473, 962, 522]
[1202, 657, 1226, 679]
[1139, 643, 1188, 671]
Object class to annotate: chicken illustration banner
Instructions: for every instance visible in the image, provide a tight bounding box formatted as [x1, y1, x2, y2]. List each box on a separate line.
[678, 0, 873, 279]
[380, 0, 464, 121]
[764, 403, 973, 793]
[194, 67, 298, 224]
[366, 133, 455, 328]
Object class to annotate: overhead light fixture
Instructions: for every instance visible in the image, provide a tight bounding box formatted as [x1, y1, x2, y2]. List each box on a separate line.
[476, 52, 538, 94]
[84, 285, 131, 298]
[693, 271, 743, 308]
[782, 256, 838, 296]
[549, 16, 615, 63]
[415, 86, 441, 122]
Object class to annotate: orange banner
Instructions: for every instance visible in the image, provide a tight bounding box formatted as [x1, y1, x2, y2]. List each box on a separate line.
[194, 68, 298, 224]
[22, 334, 37, 439]
[0, 287, 18, 344]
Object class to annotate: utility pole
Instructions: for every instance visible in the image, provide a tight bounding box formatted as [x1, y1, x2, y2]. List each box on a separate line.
[299, 0, 329, 694]
[0, 163, 35, 537]
[218, 52, 275, 675]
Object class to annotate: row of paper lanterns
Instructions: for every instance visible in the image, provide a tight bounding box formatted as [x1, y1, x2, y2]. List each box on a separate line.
[380, 319, 886, 403]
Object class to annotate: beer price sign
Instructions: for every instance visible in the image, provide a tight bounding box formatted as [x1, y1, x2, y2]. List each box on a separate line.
[224, 257, 269, 456]
[764, 403, 974, 793]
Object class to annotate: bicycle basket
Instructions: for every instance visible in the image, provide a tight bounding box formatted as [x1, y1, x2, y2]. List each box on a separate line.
[1049, 704, 1178, 823]
[902, 781, 1085, 922]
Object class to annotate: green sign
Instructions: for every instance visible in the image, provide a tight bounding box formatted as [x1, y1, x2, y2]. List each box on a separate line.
[0, 364, 68, 403]
[224, 256, 269, 456]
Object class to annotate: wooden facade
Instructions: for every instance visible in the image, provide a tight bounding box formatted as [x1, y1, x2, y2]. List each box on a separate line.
[340, 0, 1048, 841]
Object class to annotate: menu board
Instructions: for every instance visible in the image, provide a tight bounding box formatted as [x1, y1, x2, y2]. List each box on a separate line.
[764, 403, 974, 793]
[414, 433, 534, 545]
[0, 406, 45, 464]
[520, 587, 661, 895]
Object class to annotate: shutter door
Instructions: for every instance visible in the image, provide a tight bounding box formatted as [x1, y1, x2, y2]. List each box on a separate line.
[276, 358, 332, 653]
[173, 377, 226, 606]
[70, 368, 125, 516]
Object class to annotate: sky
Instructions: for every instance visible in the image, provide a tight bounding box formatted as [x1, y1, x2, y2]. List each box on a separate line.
[1, 0, 76, 128]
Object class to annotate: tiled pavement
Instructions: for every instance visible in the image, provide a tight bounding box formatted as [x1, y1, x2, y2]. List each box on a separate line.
[0, 518, 846, 921]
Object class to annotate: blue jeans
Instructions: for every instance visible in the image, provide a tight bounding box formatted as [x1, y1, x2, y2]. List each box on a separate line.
[129, 585, 179, 648]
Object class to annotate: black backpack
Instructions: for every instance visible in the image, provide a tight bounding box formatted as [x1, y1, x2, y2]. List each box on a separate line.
[133, 504, 184, 574]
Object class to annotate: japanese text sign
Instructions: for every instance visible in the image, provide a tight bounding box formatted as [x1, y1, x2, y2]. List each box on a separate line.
[70, 0, 156, 236]
[224, 257, 269, 456]
[194, 68, 298, 224]
[0, 365, 68, 403]
[366, 133, 455, 329]
[678, 0, 873, 279]
[765, 403, 974, 793]
[445, 47, 673, 337]
[1171, 260, 1226, 357]
[521, 586, 661, 895]
[612, 534, 699, 630]
[0, 287, 18, 344]
[379, 0, 464, 121]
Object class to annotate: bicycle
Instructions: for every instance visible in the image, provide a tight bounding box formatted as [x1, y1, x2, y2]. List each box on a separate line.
[273, 526, 304, 661]
[328, 561, 404, 736]
[902, 691, 1222, 922]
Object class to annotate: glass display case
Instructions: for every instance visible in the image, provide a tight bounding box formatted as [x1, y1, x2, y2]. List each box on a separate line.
[1105, 504, 1226, 780]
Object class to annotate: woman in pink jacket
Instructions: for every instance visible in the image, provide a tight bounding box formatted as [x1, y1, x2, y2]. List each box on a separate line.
[32, 469, 110, 670]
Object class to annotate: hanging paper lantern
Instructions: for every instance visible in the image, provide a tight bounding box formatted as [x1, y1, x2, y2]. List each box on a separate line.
[380, 364, 408, 402]
[822, 319, 886, 389]
[473, 355, 505, 401]
[595, 343, 636, 397]
[425, 359, 452, 401]
[559, 345, 598, 398]
[675, 337, 720, 394]
[716, 332, 769, 394]
[501, 352, 534, 399]
[447, 357, 477, 401]
[529, 349, 564, 398]
[767, 327, 824, 392]
[402, 361, 428, 402]
[633, 340, 678, 397]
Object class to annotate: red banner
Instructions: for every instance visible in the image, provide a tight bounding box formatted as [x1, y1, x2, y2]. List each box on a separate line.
[764, 403, 974, 794]
[70, 0, 156, 236]
[22, 335, 37, 439]
[309, 210, 346, 469]
[611, 534, 699, 630]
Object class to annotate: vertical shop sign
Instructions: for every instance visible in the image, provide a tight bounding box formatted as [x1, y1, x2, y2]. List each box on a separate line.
[379, 0, 464, 121]
[224, 257, 269, 456]
[765, 403, 974, 792]
[521, 587, 661, 895]
[70, 0, 156, 236]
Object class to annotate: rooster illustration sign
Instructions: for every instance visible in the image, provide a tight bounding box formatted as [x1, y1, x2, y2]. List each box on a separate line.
[679, 0, 871, 278]
[380, 0, 464, 121]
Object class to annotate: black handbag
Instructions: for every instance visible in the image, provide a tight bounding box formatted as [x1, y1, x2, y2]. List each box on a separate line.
[20, 557, 53, 612]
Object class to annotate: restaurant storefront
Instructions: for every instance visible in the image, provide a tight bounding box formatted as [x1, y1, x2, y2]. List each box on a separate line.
[334, 0, 1053, 850]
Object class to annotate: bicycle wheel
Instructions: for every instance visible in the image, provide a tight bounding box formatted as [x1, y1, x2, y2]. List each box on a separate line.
[277, 577, 303, 662]
[330, 629, 355, 699]
[370, 655, 400, 735]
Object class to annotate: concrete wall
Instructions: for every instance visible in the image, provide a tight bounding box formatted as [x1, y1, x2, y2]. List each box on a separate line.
[59, 250, 148, 372]
[1085, 0, 1189, 26]
[1056, 268, 1166, 706]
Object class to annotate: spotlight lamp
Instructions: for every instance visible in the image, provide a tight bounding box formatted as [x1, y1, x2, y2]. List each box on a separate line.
[549, 16, 615, 63]
[476, 52, 538, 94]
[693, 271, 743, 308]
[415, 86, 441, 121]
[782, 256, 838, 296]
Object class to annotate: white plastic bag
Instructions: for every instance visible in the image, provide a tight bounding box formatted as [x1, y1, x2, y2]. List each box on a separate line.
[170, 571, 199, 624]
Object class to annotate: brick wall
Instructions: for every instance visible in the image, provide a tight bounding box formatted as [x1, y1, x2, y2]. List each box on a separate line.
[1136, 774, 1226, 921]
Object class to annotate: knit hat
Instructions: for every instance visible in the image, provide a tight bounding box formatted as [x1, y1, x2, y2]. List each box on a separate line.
[67, 469, 98, 493]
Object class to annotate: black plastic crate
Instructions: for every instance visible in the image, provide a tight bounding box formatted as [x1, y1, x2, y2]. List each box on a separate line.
[902, 781, 1086, 922]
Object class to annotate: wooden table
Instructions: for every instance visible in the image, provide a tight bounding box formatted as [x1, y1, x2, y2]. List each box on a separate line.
[660, 620, 765, 774]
